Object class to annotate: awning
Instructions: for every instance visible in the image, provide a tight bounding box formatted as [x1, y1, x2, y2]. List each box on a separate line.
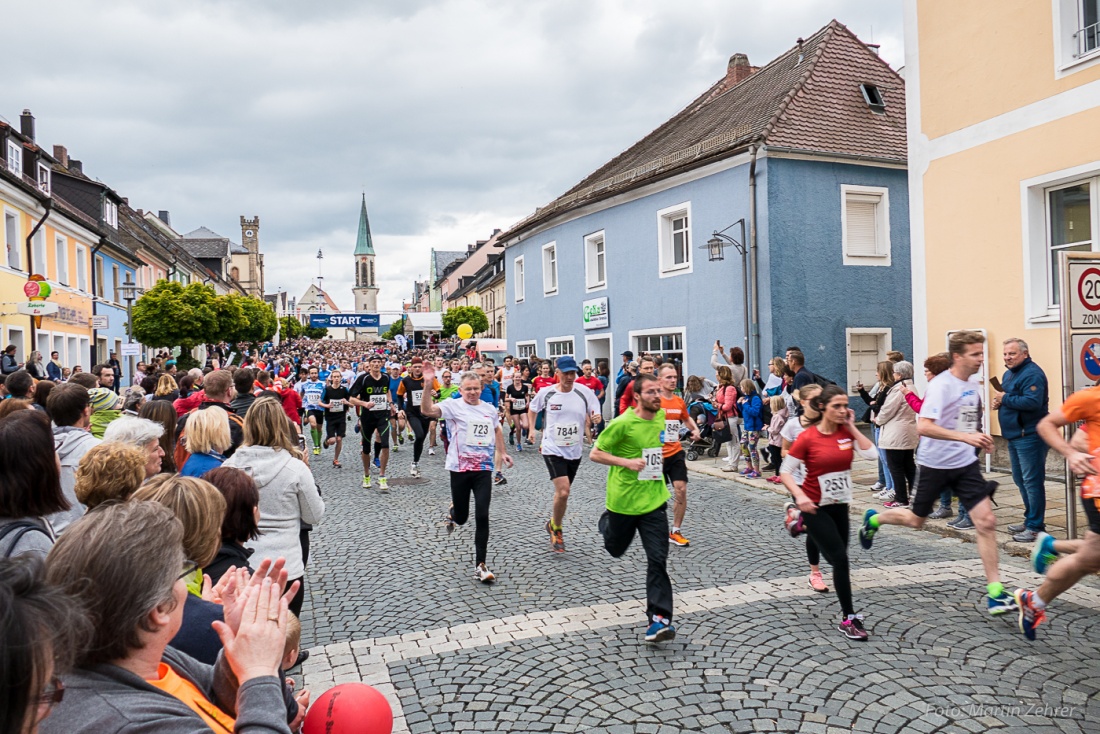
[406, 311, 444, 332]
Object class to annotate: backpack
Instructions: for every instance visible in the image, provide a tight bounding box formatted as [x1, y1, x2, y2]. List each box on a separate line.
[0, 520, 49, 558]
[175, 407, 245, 470]
[812, 372, 837, 388]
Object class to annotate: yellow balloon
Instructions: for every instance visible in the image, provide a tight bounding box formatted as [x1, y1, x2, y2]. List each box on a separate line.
[457, 323, 473, 340]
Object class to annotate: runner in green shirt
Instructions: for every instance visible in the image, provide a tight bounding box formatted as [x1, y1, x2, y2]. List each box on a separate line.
[591, 372, 675, 642]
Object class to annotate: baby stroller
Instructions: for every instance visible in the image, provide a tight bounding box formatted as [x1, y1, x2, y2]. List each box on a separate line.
[684, 399, 721, 461]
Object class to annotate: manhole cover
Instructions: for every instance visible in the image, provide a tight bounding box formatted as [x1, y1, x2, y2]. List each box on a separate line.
[385, 477, 431, 486]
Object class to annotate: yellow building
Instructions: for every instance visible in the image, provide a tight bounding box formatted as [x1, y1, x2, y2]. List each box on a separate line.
[907, 0, 1100, 428]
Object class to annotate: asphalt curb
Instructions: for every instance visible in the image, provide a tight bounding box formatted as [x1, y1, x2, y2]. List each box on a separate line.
[686, 462, 1036, 560]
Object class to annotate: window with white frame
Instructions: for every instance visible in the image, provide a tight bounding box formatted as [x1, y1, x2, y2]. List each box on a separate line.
[66, 337, 78, 368]
[516, 341, 537, 359]
[546, 337, 574, 358]
[846, 328, 891, 393]
[1055, 0, 1100, 73]
[76, 245, 88, 292]
[634, 331, 685, 371]
[103, 200, 118, 228]
[5, 211, 20, 270]
[7, 328, 25, 362]
[6, 140, 21, 176]
[513, 255, 525, 303]
[94, 256, 105, 298]
[112, 264, 120, 303]
[78, 338, 90, 370]
[841, 185, 891, 265]
[55, 235, 68, 284]
[1047, 180, 1094, 306]
[52, 335, 64, 364]
[36, 162, 50, 194]
[542, 242, 558, 295]
[585, 231, 606, 291]
[32, 230, 45, 275]
[657, 203, 691, 275]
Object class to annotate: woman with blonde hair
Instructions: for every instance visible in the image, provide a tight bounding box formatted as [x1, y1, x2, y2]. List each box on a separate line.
[856, 361, 897, 500]
[73, 441, 147, 509]
[153, 373, 180, 402]
[224, 397, 324, 617]
[715, 365, 740, 472]
[179, 407, 231, 478]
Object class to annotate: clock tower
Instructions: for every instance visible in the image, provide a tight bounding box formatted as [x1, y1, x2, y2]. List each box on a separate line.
[239, 215, 264, 296]
[351, 195, 379, 314]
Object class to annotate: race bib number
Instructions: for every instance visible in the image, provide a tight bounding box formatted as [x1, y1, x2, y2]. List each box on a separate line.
[466, 419, 493, 447]
[328, 399, 344, 410]
[411, 390, 423, 405]
[512, 398, 526, 411]
[553, 422, 580, 447]
[663, 420, 681, 443]
[369, 394, 388, 411]
[957, 405, 979, 433]
[638, 447, 664, 481]
[818, 470, 853, 505]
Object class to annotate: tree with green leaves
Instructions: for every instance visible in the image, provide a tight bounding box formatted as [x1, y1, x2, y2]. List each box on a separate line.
[131, 281, 219, 352]
[233, 295, 279, 344]
[442, 305, 489, 338]
[279, 316, 304, 340]
[303, 325, 329, 339]
[381, 318, 405, 340]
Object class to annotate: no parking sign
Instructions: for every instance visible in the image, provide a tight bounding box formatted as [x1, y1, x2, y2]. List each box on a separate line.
[1063, 254, 1100, 393]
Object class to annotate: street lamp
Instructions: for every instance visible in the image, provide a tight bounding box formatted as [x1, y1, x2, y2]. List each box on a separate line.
[118, 273, 138, 386]
[702, 219, 751, 368]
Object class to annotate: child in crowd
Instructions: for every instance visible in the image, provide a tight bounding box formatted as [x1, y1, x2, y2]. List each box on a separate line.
[282, 612, 311, 733]
[765, 395, 788, 483]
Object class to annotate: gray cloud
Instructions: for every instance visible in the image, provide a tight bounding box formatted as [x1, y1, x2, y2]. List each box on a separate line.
[6, 0, 902, 313]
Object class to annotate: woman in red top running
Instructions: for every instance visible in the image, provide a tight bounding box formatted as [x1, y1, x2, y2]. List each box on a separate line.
[780, 385, 877, 641]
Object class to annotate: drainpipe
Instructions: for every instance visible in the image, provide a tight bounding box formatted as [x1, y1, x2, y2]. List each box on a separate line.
[748, 144, 761, 374]
[24, 199, 52, 348]
[90, 237, 106, 374]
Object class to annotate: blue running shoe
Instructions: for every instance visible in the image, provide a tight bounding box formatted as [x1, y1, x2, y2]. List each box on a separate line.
[644, 620, 676, 642]
[1015, 589, 1046, 640]
[373, 456, 381, 469]
[858, 509, 878, 549]
[987, 590, 1018, 616]
[1031, 532, 1058, 575]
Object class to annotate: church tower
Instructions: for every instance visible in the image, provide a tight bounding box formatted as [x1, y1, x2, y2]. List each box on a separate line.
[239, 215, 264, 296]
[352, 195, 379, 313]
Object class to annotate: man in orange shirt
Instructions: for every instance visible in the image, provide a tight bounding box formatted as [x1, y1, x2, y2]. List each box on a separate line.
[658, 363, 700, 546]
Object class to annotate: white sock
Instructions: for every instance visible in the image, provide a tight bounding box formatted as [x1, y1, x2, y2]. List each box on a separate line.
[1033, 591, 1047, 609]
[672, 526, 680, 534]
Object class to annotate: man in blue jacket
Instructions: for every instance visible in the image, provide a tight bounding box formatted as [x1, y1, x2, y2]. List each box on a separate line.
[992, 338, 1049, 543]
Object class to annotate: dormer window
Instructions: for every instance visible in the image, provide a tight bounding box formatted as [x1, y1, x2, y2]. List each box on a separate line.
[36, 163, 50, 194]
[860, 83, 886, 113]
[6, 139, 22, 175]
[102, 200, 118, 228]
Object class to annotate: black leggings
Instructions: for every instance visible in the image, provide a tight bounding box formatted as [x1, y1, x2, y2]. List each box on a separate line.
[806, 536, 820, 566]
[450, 471, 492, 566]
[800, 503, 853, 617]
[407, 412, 428, 463]
[884, 448, 917, 505]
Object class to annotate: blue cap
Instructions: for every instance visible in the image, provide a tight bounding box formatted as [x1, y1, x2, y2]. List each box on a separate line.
[556, 356, 580, 374]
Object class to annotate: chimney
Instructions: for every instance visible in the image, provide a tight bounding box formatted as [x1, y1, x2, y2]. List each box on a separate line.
[52, 145, 68, 166]
[69, 159, 83, 175]
[866, 43, 881, 56]
[726, 53, 756, 84]
[19, 109, 34, 141]
[157, 210, 171, 226]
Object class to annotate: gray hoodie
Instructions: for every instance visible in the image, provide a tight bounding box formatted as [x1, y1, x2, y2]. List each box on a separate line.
[224, 445, 324, 579]
[40, 645, 291, 734]
[50, 426, 100, 532]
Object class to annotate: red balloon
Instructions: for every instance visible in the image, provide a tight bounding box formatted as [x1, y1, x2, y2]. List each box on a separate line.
[303, 683, 394, 734]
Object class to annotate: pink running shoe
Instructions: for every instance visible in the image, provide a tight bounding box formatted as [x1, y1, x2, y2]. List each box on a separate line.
[784, 502, 805, 538]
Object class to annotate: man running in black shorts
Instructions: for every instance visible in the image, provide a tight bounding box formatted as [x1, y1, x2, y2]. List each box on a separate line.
[349, 354, 394, 491]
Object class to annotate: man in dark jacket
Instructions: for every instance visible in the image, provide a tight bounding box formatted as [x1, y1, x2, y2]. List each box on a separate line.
[992, 337, 1049, 543]
[229, 368, 257, 416]
[1, 344, 19, 374]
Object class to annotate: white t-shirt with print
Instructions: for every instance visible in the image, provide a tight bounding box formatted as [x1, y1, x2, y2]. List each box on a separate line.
[780, 416, 807, 484]
[917, 371, 982, 470]
[438, 398, 500, 472]
[529, 383, 601, 460]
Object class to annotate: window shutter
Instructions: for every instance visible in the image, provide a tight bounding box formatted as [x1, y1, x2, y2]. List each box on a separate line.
[846, 196, 881, 256]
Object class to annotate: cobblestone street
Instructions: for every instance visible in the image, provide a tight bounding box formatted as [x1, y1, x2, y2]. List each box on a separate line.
[296, 434, 1100, 733]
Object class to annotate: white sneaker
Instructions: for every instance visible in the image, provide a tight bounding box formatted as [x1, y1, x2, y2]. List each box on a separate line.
[362, 475, 372, 489]
[411, 463, 420, 477]
[476, 563, 495, 583]
[428, 447, 436, 456]
[871, 482, 885, 491]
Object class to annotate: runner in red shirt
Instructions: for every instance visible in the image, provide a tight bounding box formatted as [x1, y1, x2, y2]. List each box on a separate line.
[531, 361, 559, 445]
[575, 360, 606, 440]
[780, 385, 877, 641]
[658, 364, 700, 546]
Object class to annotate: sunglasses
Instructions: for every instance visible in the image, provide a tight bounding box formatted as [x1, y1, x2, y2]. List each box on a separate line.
[178, 560, 200, 582]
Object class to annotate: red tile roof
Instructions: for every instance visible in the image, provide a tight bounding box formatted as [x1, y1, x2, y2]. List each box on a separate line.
[501, 20, 905, 242]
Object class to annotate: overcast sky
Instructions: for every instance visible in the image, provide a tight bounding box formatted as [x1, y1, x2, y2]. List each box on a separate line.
[7, 1, 903, 315]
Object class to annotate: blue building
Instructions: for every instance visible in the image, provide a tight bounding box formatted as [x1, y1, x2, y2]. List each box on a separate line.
[500, 21, 911, 394]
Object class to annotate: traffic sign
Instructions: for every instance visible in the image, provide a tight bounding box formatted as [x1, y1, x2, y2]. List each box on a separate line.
[90, 315, 109, 329]
[120, 343, 141, 357]
[1067, 260, 1100, 327]
[1070, 334, 1100, 392]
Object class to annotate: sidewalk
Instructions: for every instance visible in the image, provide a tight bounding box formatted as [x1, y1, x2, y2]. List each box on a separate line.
[687, 451, 1088, 558]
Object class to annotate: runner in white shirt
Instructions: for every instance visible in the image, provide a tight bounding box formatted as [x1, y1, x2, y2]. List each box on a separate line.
[528, 356, 602, 552]
[858, 330, 1017, 616]
[420, 365, 512, 583]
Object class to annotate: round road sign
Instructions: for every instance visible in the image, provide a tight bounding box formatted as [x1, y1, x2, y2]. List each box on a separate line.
[1078, 267, 1100, 312]
[1082, 337, 1100, 382]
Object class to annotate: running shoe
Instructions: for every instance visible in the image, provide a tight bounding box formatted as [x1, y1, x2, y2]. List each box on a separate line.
[391, 442, 399, 452]
[838, 614, 869, 641]
[1007, 523, 1027, 534]
[874, 488, 895, 502]
[870, 482, 885, 491]
[312, 447, 321, 456]
[767, 475, 783, 484]
[509, 432, 514, 446]
[445, 505, 456, 533]
[406, 429, 415, 441]
[1031, 532, 1059, 575]
[669, 530, 690, 546]
[784, 503, 804, 538]
[745, 470, 760, 479]
[882, 500, 907, 508]
[398, 433, 405, 445]
[950, 516, 975, 530]
[987, 590, 1018, 616]
[644, 620, 676, 642]
[598, 510, 610, 538]
[476, 563, 495, 583]
[428, 447, 436, 456]
[545, 520, 565, 552]
[378, 476, 389, 492]
[493, 472, 507, 486]
[516, 442, 522, 453]
[809, 571, 828, 592]
[1014, 589, 1045, 640]
[928, 506, 954, 520]
[858, 509, 878, 549]
[411, 463, 420, 478]
[362, 475, 372, 489]
[739, 468, 753, 476]
[373, 456, 381, 469]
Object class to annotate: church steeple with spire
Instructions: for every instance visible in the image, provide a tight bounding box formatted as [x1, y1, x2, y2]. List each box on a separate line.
[352, 194, 379, 314]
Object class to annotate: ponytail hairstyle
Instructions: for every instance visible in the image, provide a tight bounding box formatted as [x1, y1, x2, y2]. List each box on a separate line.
[807, 384, 848, 424]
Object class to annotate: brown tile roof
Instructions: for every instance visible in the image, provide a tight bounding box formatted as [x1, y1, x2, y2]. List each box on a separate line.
[500, 20, 905, 242]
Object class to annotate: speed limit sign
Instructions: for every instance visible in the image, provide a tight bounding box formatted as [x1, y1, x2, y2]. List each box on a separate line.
[1068, 261, 1100, 327]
